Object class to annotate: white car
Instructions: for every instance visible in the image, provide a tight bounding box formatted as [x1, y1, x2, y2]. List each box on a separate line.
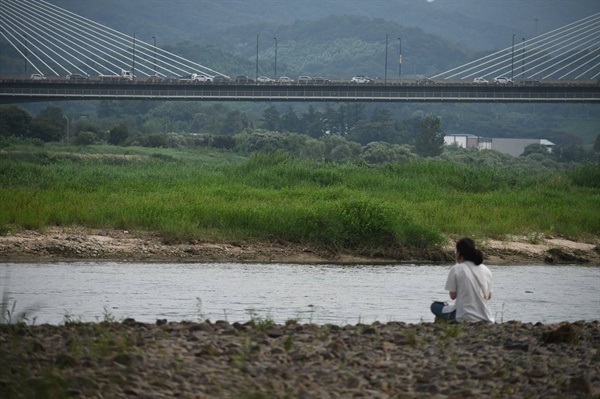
[493, 76, 513, 84]
[351, 75, 372, 84]
[257, 76, 274, 83]
[278, 76, 293, 83]
[30, 74, 46, 80]
[473, 77, 488, 84]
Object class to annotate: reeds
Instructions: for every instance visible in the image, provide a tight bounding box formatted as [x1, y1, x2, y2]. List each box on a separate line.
[1, 144, 598, 252]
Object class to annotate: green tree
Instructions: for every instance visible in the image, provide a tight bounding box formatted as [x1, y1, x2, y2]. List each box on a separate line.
[38, 105, 65, 127]
[107, 124, 129, 145]
[220, 110, 250, 135]
[0, 106, 31, 137]
[415, 114, 444, 157]
[281, 107, 301, 133]
[73, 131, 98, 145]
[29, 118, 63, 142]
[360, 142, 416, 164]
[521, 143, 549, 157]
[371, 106, 393, 123]
[301, 105, 324, 138]
[262, 106, 281, 131]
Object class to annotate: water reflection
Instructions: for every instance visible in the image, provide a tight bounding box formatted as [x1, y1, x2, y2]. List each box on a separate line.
[1, 263, 598, 325]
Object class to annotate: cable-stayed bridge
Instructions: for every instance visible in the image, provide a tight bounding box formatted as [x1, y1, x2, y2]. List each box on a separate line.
[0, 0, 599, 104]
[0, 0, 226, 80]
[433, 13, 600, 82]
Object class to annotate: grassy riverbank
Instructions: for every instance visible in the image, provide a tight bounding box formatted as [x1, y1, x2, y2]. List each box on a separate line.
[1, 143, 598, 258]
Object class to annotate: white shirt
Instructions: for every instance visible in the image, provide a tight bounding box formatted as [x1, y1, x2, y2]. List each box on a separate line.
[443, 261, 495, 323]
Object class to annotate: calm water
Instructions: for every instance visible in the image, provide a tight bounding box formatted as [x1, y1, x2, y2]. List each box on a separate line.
[1, 262, 598, 325]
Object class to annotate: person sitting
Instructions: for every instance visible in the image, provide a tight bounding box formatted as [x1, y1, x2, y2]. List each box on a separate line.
[431, 237, 494, 323]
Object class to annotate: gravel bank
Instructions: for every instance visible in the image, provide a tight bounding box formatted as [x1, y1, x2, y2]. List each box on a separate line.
[0, 227, 599, 265]
[1, 319, 598, 398]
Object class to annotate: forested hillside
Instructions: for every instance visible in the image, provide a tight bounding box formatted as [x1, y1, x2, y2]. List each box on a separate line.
[48, 0, 598, 51]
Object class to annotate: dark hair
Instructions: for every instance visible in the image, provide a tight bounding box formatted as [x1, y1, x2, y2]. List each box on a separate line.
[456, 237, 484, 265]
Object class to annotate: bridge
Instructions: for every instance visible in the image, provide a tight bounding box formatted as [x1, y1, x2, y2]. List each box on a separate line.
[0, 0, 598, 104]
[0, 78, 598, 104]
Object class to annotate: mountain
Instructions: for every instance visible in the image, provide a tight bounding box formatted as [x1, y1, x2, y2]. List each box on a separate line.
[48, 0, 598, 51]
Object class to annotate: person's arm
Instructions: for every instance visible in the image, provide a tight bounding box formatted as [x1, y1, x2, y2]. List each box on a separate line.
[449, 291, 456, 300]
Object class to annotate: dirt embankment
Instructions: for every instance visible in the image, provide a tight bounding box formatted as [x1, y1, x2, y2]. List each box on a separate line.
[0, 227, 598, 265]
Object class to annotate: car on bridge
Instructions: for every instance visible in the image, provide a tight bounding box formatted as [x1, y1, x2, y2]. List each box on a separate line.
[493, 76, 513, 84]
[278, 76, 293, 84]
[213, 75, 231, 83]
[416, 77, 436, 85]
[67, 73, 88, 81]
[257, 76, 274, 83]
[313, 77, 331, 84]
[145, 75, 163, 83]
[351, 75, 372, 84]
[180, 74, 212, 83]
[235, 76, 254, 83]
[30, 74, 46, 80]
[473, 77, 489, 84]
[298, 76, 313, 84]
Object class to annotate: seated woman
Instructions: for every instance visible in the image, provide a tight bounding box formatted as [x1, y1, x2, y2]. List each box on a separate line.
[431, 237, 495, 323]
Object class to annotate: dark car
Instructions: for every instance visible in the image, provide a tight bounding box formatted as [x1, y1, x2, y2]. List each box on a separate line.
[313, 77, 331, 84]
[416, 77, 436, 85]
[145, 75, 164, 83]
[66, 74, 88, 81]
[298, 76, 313, 84]
[213, 75, 231, 83]
[235, 75, 254, 83]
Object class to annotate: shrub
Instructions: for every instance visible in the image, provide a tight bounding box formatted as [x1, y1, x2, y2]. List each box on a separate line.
[569, 163, 600, 188]
[73, 131, 98, 146]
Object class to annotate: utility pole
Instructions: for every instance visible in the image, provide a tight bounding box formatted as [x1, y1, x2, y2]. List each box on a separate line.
[398, 37, 402, 81]
[256, 33, 260, 81]
[511, 33, 515, 80]
[273, 37, 277, 79]
[384, 34, 389, 84]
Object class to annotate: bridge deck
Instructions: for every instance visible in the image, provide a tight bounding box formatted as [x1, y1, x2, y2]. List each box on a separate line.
[1, 80, 598, 103]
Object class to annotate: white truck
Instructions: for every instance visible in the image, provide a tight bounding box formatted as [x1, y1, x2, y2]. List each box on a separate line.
[179, 73, 212, 83]
[99, 70, 133, 82]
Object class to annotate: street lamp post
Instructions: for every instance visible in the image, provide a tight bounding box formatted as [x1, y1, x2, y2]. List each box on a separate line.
[384, 34, 389, 84]
[132, 32, 137, 80]
[511, 33, 515, 80]
[273, 37, 277, 79]
[152, 36, 157, 75]
[256, 33, 260, 81]
[398, 37, 402, 81]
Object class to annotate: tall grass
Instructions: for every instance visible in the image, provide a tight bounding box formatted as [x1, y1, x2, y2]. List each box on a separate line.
[0, 145, 598, 254]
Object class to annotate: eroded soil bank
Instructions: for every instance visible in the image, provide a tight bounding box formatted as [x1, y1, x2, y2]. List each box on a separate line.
[0, 320, 598, 398]
[0, 227, 598, 265]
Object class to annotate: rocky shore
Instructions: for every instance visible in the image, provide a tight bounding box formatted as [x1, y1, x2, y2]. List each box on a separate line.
[0, 319, 598, 398]
[0, 227, 599, 265]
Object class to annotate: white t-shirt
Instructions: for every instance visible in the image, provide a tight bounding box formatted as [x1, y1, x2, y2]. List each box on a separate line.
[443, 261, 495, 323]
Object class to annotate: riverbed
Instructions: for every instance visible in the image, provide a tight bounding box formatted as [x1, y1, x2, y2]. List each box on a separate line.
[1, 262, 598, 325]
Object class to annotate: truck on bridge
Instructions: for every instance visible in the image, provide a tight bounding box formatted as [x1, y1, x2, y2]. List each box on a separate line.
[99, 70, 133, 82]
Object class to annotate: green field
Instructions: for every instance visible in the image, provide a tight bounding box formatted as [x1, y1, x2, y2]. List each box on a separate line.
[1, 143, 598, 256]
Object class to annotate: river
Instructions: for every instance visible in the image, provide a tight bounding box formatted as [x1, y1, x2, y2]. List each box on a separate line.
[1, 262, 598, 325]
